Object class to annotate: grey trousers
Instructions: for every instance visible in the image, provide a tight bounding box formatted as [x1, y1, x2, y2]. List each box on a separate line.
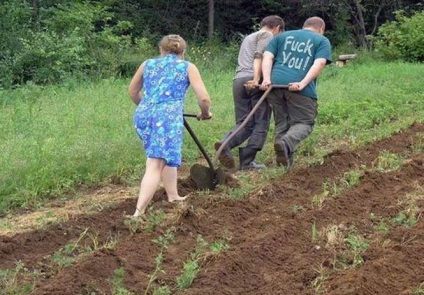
[222, 76, 271, 151]
[267, 88, 317, 153]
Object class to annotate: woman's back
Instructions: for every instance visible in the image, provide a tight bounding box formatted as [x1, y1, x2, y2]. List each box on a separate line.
[142, 54, 190, 104]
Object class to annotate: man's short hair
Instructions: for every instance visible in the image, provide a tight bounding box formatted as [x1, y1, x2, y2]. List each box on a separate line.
[303, 17, 325, 30]
[261, 15, 284, 31]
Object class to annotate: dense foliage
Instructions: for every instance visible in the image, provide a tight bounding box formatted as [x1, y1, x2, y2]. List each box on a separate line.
[0, 0, 422, 88]
[374, 10, 424, 62]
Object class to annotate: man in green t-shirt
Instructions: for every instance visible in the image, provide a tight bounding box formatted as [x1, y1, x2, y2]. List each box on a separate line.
[261, 16, 332, 169]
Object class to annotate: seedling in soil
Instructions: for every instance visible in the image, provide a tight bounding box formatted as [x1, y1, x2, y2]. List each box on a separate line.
[393, 210, 417, 227]
[176, 259, 200, 290]
[145, 208, 166, 232]
[372, 151, 403, 172]
[345, 230, 369, 267]
[227, 173, 256, 199]
[210, 238, 230, 253]
[311, 185, 330, 210]
[102, 233, 121, 250]
[176, 235, 230, 290]
[0, 219, 14, 232]
[86, 231, 120, 251]
[52, 228, 89, 268]
[176, 235, 207, 290]
[144, 229, 176, 295]
[152, 285, 171, 295]
[369, 213, 389, 235]
[320, 225, 345, 249]
[311, 264, 329, 294]
[411, 132, 424, 153]
[291, 204, 306, 213]
[341, 169, 362, 188]
[144, 253, 165, 295]
[124, 217, 144, 234]
[110, 267, 133, 295]
[124, 207, 166, 234]
[393, 185, 423, 228]
[164, 202, 200, 227]
[151, 228, 176, 250]
[52, 249, 75, 268]
[0, 261, 35, 295]
[413, 282, 424, 294]
[227, 185, 255, 199]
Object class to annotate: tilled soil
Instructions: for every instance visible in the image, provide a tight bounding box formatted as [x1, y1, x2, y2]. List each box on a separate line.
[0, 123, 423, 295]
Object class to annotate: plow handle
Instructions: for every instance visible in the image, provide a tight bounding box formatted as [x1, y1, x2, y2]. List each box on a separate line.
[212, 84, 288, 166]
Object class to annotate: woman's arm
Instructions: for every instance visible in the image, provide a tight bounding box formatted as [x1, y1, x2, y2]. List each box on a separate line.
[187, 63, 212, 119]
[128, 62, 146, 105]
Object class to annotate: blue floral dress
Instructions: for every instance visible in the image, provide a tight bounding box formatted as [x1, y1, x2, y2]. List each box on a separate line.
[134, 54, 190, 167]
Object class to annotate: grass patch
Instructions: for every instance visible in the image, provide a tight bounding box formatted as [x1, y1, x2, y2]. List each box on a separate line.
[372, 151, 404, 172]
[0, 261, 36, 295]
[393, 182, 423, 228]
[1, 59, 423, 213]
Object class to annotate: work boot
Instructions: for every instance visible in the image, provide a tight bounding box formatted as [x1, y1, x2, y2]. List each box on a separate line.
[214, 142, 235, 169]
[274, 141, 294, 170]
[239, 147, 266, 170]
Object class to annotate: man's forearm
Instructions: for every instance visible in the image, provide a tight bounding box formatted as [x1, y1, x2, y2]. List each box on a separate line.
[300, 58, 326, 87]
[261, 54, 273, 82]
[252, 57, 262, 84]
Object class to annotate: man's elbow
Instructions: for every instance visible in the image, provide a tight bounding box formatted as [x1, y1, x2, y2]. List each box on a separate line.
[314, 58, 327, 68]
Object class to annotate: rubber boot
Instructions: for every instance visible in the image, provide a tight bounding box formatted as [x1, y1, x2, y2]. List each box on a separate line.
[239, 147, 266, 170]
[274, 141, 294, 170]
[214, 142, 235, 169]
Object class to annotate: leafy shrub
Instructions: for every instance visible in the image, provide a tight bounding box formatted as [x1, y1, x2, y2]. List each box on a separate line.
[117, 37, 156, 78]
[1, 1, 134, 87]
[374, 10, 424, 62]
[0, 0, 33, 88]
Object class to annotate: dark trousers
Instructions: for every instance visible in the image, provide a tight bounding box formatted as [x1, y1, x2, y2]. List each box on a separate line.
[267, 88, 317, 153]
[223, 76, 271, 151]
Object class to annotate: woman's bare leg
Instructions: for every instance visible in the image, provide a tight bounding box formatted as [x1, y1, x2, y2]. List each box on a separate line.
[133, 158, 166, 217]
[162, 166, 186, 202]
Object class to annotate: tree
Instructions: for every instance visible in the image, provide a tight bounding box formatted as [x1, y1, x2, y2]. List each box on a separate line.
[208, 0, 214, 39]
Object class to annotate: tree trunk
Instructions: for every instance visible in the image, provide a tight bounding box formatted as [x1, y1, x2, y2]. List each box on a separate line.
[353, 0, 367, 47]
[208, 0, 214, 39]
[32, 0, 39, 31]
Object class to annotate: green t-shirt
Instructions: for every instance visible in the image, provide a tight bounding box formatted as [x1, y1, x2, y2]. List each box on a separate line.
[265, 29, 332, 99]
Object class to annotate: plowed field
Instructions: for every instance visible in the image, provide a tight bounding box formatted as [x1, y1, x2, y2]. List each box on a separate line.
[1, 123, 423, 295]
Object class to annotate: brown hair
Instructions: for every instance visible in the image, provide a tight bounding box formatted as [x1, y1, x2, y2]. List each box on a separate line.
[260, 15, 285, 31]
[159, 34, 186, 55]
[303, 17, 326, 30]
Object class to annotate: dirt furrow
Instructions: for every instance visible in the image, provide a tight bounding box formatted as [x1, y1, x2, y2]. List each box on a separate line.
[182, 154, 423, 295]
[0, 123, 422, 294]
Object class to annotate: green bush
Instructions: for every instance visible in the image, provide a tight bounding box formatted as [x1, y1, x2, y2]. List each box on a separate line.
[0, 1, 134, 87]
[0, 0, 32, 88]
[117, 37, 156, 78]
[374, 10, 424, 62]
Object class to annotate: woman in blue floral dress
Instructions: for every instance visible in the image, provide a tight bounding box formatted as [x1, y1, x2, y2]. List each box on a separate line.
[128, 35, 212, 217]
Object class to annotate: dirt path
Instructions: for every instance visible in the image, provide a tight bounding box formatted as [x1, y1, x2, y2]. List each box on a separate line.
[1, 123, 423, 295]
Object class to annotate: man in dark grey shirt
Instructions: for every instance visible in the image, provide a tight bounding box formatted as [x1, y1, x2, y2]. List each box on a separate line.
[215, 15, 284, 170]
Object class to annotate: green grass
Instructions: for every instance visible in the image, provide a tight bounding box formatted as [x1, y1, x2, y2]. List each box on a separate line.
[0, 58, 423, 213]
